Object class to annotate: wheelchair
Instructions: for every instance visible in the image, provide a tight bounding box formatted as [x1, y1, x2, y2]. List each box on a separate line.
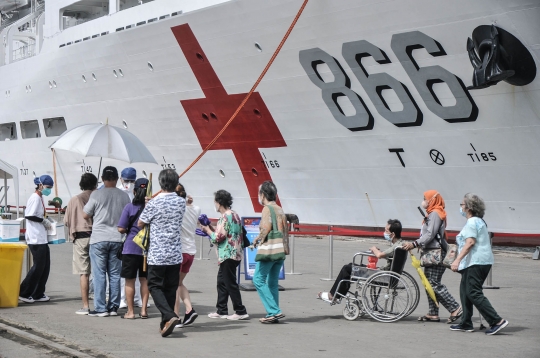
[330, 247, 420, 323]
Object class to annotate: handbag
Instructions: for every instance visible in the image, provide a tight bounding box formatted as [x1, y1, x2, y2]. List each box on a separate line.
[420, 247, 443, 267]
[442, 244, 458, 269]
[255, 205, 287, 262]
[133, 224, 150, 251]
[116, 205, 144, 260]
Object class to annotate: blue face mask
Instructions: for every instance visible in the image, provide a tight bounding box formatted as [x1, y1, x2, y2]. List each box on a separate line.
[383, 233, 392, 241]
[460, 206, 467, 217]
[41, 188, 52, 196]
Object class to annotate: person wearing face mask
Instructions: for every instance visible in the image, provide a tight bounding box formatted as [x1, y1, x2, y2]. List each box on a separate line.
[119, 167, 137, 200]
[317, 219, 403, 303]
[201, 190, 249, 321]
[449, 193, 508, 335]
[402, 190, 462, 323]
[19, 175, 55, 304]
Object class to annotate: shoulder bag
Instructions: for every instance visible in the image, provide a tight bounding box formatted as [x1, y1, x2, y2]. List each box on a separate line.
[420, 220, 446, 267]
[255, 205, 287, 262]
[116, 205, 144, 260]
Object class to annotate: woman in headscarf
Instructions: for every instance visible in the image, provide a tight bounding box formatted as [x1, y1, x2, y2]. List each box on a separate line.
[403, 190, 462, 323]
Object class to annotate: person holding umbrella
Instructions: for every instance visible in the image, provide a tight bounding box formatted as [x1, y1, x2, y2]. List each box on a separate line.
[19, 175, 55, 304]
[402, 190, 462, 323]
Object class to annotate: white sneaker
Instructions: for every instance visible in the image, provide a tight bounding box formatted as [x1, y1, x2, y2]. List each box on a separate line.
[207, 312, 228, 319]
[34, 295, 50, 302]
[76, 308, 90, 315]
[19, 296, 34, 304]
[119, 301, 127, 309]
[227, 314, 250, 321]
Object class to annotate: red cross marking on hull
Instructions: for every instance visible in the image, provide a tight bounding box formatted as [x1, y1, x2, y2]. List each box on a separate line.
[171, 24, 286, 212]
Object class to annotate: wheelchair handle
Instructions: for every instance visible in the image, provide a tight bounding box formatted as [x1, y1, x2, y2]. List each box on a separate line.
[352, 251, 375, 266]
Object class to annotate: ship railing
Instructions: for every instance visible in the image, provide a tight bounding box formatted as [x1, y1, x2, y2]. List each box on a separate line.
[0, 2, 44, 33]
[12, 43, 35, 62]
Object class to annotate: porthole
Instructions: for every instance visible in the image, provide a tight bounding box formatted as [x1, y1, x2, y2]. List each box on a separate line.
[82, 75, 87, 83]
[253, 109, 262, 118]
[92, 73, 97, 81]
[113, 70, 118, 78]
[196, 53, 204, 62]
[255, 42, 262, 52]
[122, 120, 128, 129]
[48, 81, 53, 89]
[148, 62, 154, 71]
[252, 168, 258, 176]
[53, 81, 57, 88]
[219, 169, 225, 178]
[118, 69, 124, 77]
[210, 112, 218, 120]
[202, 113, 209, 122]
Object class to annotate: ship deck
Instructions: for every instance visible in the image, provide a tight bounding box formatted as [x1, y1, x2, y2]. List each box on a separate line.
[0, 237, 538, 358]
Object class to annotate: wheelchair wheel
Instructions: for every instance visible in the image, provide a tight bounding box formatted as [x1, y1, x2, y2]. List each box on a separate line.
[401, 271, 420, 317]
[361, 272, 410, 323]
[342, 301, 361, 321]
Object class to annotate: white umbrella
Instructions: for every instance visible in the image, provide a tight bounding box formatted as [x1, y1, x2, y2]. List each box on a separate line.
[49, 123, 157, 165]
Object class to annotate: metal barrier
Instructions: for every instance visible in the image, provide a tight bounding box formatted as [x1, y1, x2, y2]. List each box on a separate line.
[285, 223, 302, 275]
[195, 235, 210, 261]
[320, 226, 334, 281]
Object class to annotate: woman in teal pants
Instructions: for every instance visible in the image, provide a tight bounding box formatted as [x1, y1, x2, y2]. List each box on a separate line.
[252, 181, 289, 324]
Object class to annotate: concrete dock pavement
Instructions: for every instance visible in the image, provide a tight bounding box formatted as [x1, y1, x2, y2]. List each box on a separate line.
[0, 236, 538, 358]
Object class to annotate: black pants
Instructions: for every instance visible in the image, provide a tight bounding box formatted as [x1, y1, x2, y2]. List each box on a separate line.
[147, 264, 180, 328]
[459, 264, 502, 329]
[330, 263, 353, 297]
[20, 244, 50, 299]
[216, 259, 247, 315]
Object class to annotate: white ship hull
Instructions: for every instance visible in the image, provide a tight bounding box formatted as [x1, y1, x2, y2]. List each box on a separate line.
[1, 0, 539, 235]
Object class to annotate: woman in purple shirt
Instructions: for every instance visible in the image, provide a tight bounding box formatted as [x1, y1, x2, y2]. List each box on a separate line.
[117, 178, 149, 319]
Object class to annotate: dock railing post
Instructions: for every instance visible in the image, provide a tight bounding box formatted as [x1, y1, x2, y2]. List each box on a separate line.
[483, 234, 499, 289]
[286, 223, 302, 275]
[195, 235, 210, 261]
[320, 225, 333, 281]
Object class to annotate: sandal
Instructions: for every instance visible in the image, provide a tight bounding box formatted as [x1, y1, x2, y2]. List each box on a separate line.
[139, 313, 149, 319]
[418, 315, 440, 322]
[317, 292, 333, 303]
[447, 307, 463, 324]
[259, 316, 279, 324]
[121, 315, 137, 320]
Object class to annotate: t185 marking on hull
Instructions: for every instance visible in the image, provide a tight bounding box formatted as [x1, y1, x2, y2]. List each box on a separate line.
[300, 31, 478, 131]
[467, 143, 496, 162]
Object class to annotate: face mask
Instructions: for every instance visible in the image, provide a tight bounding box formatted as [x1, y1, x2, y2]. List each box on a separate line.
[421, 200, 428, 209]
[122, 182, 134, 192]
[460, 206, 467, 217]
[41, 188, 52, 196]
[215, 204, 220, 213]
[383, 233, 392, 241]
[258, 195, 264, 206]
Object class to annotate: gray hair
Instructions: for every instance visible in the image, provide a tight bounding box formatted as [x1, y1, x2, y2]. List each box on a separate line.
[463, 193, 485, 218]
[158, 169, 179, 192]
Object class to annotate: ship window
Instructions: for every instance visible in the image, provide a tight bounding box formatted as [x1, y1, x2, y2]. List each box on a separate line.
[91, 34, 99, 38]
[122, 120, 128, 129]
[66, 42, 72, 45]
[159, 15, 169, 20]
[219, 169, 225, 178]
[255, 42, 262, 52]
[126, 25, 134, 29]
[53, 81, 57, 88]
[118, 69, 124, 77]
[42, 117, 67, 137]
[148, 18, 157, 23]
[59, 44, 65, 48]
[148, 62, 154, 71]
[82, 75, 87, 82]
[75, 39, 81, 43]
[113, 70, 118, 78]
[137, 21, 146, 26]
[92, 73, 97, 81]
[116, 27, 124, 32]
[0, 122, 17, 141]
[20, 120, 41, 139]
[101, 31, 108, 36]
[83, 37, 90, 41]
[171, 11, 183, 16]
[49, 81, 53, 89]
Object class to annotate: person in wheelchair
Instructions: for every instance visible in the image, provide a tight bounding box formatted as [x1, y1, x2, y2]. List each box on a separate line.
[317, 219, 403, 303]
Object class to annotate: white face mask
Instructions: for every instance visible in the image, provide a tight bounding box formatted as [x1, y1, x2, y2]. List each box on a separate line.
[215, 203, 220, 213]
[421, 200, 428, 209]
[123, 182, 134, 191]
[258, 195, 264, 206]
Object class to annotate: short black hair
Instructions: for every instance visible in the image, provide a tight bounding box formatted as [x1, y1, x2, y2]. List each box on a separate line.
[102, 166, 118, 181]
[176, 182, 187, 199]
[214, 189, 233, 209]
[259, 181, 277, 202]
[158, 169, 179, 192]
[79, 173, 98, 191]
[387, 219, 402, 238]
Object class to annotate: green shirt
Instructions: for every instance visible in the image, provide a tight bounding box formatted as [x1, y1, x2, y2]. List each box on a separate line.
[381, 239, 404, 271]
[209, 210, 243, 264]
